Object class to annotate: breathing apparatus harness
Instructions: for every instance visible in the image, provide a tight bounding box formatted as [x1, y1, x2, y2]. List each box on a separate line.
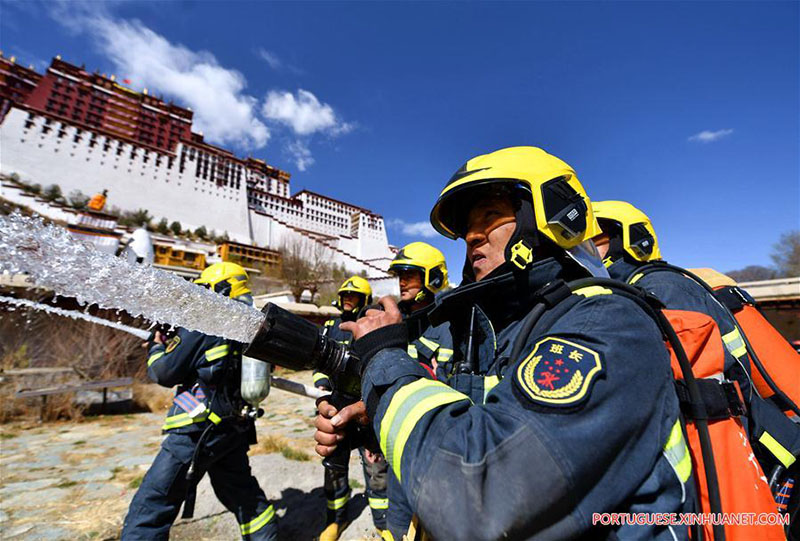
[626, 262, 800, 419]
[424, 272, 725, 540]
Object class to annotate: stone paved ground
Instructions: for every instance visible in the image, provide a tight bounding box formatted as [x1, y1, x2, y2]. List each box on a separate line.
[0, 371, 380, 540]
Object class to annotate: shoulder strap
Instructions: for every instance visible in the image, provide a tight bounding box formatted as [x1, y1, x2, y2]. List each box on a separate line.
[518, 276, 725, 536]
[628, 263, 800, 418]
[625, 261, 670, 284]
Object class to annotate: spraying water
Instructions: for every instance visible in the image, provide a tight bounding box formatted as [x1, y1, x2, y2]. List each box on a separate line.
[0, 294, 323, 400]
[0, 213, 264, 343]
[0, 295, 152, 339]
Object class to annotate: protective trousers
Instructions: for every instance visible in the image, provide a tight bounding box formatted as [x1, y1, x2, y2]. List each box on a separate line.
[121, 431, 277, 541]
[324, 447, 388, 529]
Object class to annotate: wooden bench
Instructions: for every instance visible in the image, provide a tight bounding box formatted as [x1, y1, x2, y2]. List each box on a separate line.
[15, 377, 134, 420]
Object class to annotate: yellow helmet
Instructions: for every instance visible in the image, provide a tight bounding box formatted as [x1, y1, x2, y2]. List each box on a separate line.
[592, 200, 662, 263]
[336, 276, 372, 312]
[194, 262, 251, 299]
[389, 242, 449, 302]
[430, 146, 601, 273]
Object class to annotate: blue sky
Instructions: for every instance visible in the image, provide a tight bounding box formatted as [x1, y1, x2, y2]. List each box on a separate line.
[2, 1, 797, 279]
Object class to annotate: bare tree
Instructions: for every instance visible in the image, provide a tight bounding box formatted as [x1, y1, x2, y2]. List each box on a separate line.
[726, 265, 777, 283]
[279, 238, 332, 302]
[771, 230, 800, 278]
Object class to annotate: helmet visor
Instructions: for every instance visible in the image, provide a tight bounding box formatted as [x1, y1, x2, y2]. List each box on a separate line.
[431, 179, 527, 239]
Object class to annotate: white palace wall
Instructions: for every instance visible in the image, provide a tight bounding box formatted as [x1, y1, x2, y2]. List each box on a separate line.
[0, 107, 252, 242]
[1, 106, 396, 285]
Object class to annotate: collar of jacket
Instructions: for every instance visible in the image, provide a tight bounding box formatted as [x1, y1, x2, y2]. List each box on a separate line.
[605, 257, 641, 283]
[474, 257, 567, 332]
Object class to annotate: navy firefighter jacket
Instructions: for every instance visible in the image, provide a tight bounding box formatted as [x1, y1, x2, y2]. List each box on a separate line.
[147, 328, 248, 435]
[360, 258, 694, 541]
[608, 258, 800, 477]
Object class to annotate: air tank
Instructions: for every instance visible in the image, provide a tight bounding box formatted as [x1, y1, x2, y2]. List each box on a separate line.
[241, 355, 271, 408]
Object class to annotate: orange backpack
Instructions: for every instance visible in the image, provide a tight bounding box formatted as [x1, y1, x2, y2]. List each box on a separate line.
[664, 309, 785, 540]
[510, 278, 788, 540]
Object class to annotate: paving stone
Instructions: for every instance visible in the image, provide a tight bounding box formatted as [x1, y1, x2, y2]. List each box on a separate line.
[78, 482, 120, 500]
[0, 478, 63, 496]
[68, 467, 113, 482]
[115, 454, 155, 468]
[22, 525, 73, 540]
[4, 524, 33, 538]
[1, 487, 68, 508]
[28, 453, 65, 469]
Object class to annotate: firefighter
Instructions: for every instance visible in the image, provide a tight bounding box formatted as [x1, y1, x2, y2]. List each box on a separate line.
[384, 242, 453, 539]
[388, 242, 453, 372]
[592, 200, 800, 505]
[316, 147, 693, 539]
[314, 276, 389, 541]
[121, 262, 277, 541]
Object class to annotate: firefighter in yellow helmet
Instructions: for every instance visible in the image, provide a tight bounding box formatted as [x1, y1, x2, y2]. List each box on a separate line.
[314, 276, 388, 541]
[384, 242, 455, 538]
[387, 241, 453, 371]
[315, 147, 692, 539]
[193, 261, 254, 303]
[593, 200, 800, 510]
[123, 262, 277, 540]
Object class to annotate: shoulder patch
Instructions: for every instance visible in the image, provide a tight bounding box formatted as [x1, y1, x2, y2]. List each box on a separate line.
[165, 335, 181, 353]
[514, 337, 603, 408]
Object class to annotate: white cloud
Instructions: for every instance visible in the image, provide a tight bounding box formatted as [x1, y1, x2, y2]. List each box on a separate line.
[262, 89, 352, 136]
[387, 219, 438, 239]
[688, 128, 734, 143]
[50, 6, 269, 149]
[286, 140, 314, 172]
[257, 48, 282, 70]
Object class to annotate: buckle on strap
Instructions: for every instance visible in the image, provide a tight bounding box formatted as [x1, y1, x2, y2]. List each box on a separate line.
[714, 286, 755, 312]
[674, 378, 747, 421]
[535, 280, 573, 308]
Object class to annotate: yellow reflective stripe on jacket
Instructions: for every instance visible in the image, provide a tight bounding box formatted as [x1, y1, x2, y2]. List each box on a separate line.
[327, 493, 350, 510]
[663, 420, 692, 483]
[759, 431, 796, 468]
[483, 375, 500, 403]
[721, 328, 748, 360]
[407, 344, 418, 359]
[574, 285, 613, 298]
[162, 410, 221, 431]
[417, 336, 439, 352]
[162, 412, 198, 430]
[368, 497, 389, 510]
[240, 505, 275, 536]
[380, 379, 471, 481]
[629, 273, 644, 284]
[313, 372, 329, 385]
[147, 351, 165, 366]
[205, 344, 230, 362]
[438, 348, 453, 363]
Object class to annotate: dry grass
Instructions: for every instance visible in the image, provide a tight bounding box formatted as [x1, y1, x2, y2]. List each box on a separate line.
[1, 300, 148, 423]
[132, 383, 173, 413]
[253, 434, 312, 461]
